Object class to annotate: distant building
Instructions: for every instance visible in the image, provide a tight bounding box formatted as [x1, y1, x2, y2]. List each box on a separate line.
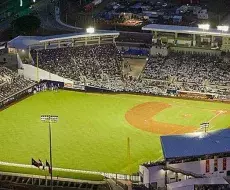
[173, 15, 182, 24]
[187, 5, 202, 15]
[197, 9, 209, 20]
[176, 5, 188, 14]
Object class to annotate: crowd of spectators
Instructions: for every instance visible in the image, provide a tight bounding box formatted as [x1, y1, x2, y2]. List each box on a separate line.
[142, 53, 230, 85]
[0, 66, 35, 101]
[31, 44, 122, 82]
[141, 52, 230, 95]
[29, 45, 230, 99]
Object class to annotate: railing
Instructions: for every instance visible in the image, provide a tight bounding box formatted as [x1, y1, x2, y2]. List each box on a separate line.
[163, 166, 205, 178]
[0, 171, 107, 190]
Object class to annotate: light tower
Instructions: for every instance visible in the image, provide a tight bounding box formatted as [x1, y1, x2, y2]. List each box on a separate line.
[41, 115, 58, 190]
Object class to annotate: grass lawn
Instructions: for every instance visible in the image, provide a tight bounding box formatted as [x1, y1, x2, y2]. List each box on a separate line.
[0, 90, 230, 176]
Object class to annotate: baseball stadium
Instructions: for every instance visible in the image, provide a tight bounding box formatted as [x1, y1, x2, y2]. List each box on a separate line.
[0, 24, 230, 189]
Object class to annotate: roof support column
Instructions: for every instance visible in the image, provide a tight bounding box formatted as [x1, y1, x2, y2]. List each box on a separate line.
[154, 31, 157, 38]
[72, 39, 74, 47]
[28, 46, 31, 60]
[44, 42, 47, 50]
[165, 169, 168, 185]
[113, 36, 115, 44]
[175, 32, 178, 39]
[98, 37, 100, 45]
[211, 35, 214, 47]
[193, 34, 196, 46]
[58, 41, 60, 48]
[85, 38, 87, 45]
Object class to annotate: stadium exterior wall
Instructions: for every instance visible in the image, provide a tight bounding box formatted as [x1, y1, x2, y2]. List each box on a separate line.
[140, 157, 230, 188]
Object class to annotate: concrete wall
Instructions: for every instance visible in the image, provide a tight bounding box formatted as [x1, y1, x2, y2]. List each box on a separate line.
[0, 53, 18, 68]
[170, 157, 230, 177]
[150, 46, 168, 56]
[170, 47, 221, 55]
[140, 157, 230, 188]
[18, 64, 74, 84]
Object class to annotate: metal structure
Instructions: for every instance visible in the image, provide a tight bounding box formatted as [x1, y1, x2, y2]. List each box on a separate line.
[200, 122, 209, 133]
[41, 115, 58, 190]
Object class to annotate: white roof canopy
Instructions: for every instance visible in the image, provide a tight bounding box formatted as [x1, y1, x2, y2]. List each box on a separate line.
[142, 24, 230, 37]
[8, 31, 119, 49]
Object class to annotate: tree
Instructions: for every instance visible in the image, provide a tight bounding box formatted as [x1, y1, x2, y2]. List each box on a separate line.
[11, 15, 41, 36]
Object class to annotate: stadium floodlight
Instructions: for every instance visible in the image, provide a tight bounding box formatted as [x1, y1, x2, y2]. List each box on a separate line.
[198, 24, 210, 31]
[217, 25, 229, 32]
[41, 115, 58, 123]
[200, 122, 209, 133]
[86, 27, 95, 34]
[41, 115, 58, 190]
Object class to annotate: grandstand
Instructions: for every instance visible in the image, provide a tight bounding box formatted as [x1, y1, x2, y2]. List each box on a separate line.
[1, 30, 230, 101]
[8, 31, 119, 50]
[0, 172, 108, 190]
[142, 24, 230, 53]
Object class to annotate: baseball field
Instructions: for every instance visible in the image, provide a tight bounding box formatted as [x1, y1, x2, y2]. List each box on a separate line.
[0, 90, 230, 177]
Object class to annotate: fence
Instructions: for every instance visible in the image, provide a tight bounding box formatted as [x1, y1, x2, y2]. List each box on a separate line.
[0, 83, 36, 109]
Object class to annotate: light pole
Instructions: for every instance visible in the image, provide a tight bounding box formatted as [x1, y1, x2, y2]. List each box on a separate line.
[41, 115, 58, 190]
[200, 122, 209, 133]
[217, 25, 229, 33]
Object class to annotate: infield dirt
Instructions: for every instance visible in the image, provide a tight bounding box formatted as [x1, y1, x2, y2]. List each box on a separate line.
[125, 102, 197, 135]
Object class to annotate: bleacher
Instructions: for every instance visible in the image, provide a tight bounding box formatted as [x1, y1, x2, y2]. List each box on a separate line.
[0, 172, 109, 190]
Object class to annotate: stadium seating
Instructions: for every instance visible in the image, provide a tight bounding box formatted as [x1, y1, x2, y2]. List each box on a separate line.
[30, 44, 123, 82]
[0, 67, 35, 101]
[28, 45, 230, 97]
[141, 52, 230, 95]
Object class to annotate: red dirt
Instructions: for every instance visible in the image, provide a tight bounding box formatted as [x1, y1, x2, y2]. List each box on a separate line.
[125, 102, 197, 135]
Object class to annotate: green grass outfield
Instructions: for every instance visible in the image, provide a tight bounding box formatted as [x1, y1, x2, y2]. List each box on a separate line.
[0, 90, 230, 176]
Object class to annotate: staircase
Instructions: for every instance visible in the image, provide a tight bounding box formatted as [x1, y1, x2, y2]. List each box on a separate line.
[163, 166, 205, 178]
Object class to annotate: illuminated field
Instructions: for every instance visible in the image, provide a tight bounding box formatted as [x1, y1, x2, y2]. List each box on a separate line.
[0, 90, 229, 176]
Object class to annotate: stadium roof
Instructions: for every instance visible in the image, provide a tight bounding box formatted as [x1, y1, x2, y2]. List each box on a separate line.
[167, 177, 229, 189]
[142, 24, 230, 37]
[7, 31, 119, 49]
[161, 129, 230, 160]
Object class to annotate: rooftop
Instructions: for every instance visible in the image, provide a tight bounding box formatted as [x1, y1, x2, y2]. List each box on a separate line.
[161, 129, 230, 160]
[7, 31, 119, 49]
[142, 24, 230, 37]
